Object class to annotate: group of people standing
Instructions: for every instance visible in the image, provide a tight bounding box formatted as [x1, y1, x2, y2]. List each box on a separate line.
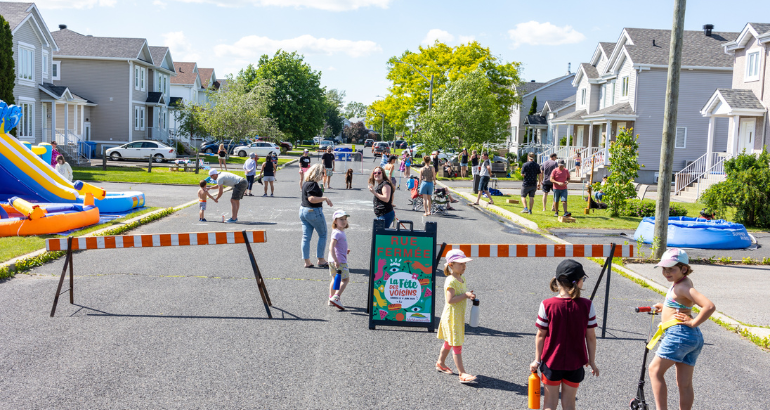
[519, 152, 572, 217]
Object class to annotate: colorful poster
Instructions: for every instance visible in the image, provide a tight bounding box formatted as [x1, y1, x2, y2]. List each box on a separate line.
[371, 234, 434, 323]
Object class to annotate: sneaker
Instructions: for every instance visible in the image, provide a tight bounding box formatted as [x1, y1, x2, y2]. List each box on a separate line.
[328, 295, 334, 306]
[554, 212, 559, 217]
[200, 218, 207, 222]
[528, 210, 533, 215]
[262, 193, 267, 197]
[564, 212, 572, 217]
[522, 208, 529, 214]
[270, 193, 274, 197]
[330, 295, 345, 310]
[225, 218, 238, 223]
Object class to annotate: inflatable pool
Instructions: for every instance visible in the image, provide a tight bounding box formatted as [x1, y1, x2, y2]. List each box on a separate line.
[0, 195, 99, 237]
[634, 217, 752, 250]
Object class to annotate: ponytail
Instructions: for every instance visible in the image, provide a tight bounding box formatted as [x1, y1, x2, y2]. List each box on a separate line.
[550, 277, 581, 299]
[444, 265, 452, 276]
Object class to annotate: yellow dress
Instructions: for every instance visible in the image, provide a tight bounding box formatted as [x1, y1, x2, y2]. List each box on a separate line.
[437, 275, 468, 346]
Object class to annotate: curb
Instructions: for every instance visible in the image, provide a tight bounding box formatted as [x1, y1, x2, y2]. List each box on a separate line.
[438, 181, 770, 348]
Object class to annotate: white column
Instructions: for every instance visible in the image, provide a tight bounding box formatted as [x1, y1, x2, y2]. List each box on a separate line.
[731, 115, 741, 155]
[706, 116, 715, 170]
[588, 123, 594, 148]
[80, 105, 85, 137]
[64, 102, 69, 143]
[554, 125, 560, 150]
[604, 120, 612, 165]
[50, 102, 56, 143]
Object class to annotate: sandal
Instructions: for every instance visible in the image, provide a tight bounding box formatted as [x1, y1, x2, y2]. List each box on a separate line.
[318, 262, 329, 269]
[436, 363, 453, 374]
[459, 373, 477, 384]
[304, 264, 314, 268]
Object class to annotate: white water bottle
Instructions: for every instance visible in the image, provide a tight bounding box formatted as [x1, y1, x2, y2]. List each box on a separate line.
[470, 297, 480, 327]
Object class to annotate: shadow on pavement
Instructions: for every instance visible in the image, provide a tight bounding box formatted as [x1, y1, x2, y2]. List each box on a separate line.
[70, 304, 326, 322]
[464, 375, 528, 393]
[465, 326, 536, 338]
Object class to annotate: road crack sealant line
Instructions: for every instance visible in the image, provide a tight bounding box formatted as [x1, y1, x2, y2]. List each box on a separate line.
[0, 191, 215, 280]
[438, 181, 770, 350]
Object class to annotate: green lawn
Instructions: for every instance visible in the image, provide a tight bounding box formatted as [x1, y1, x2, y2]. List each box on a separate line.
[438, 174, 523, 182]
[0, 207, 158, 263]
[197, 155, 292, 165]
[477, 194, 709, 230]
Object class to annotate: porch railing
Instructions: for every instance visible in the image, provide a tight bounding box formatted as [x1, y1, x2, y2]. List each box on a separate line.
[44, 128, 90, 165]
[674, 152, 732, 195]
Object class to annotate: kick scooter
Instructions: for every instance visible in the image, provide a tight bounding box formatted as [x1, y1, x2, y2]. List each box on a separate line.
[630, 306, 658, 410]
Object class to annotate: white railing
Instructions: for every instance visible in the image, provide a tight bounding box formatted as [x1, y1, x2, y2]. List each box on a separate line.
[674, 152, 732, 195]
[565, 147, 601, 178]
[517, 143, 551, 160]
[149, 127, 170, 144]
[538, 146, 555, 164]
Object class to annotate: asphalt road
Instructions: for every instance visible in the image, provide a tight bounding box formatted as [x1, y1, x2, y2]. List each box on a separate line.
[1, 152, 768, 409]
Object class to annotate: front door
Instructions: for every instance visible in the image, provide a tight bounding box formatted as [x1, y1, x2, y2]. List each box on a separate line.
[576, 126, 584, 147]
[738, 118, 756, 154]
[84, 122, 91, 141]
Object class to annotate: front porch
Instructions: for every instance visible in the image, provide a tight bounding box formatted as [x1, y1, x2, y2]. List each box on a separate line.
[39, 83, 96, 162]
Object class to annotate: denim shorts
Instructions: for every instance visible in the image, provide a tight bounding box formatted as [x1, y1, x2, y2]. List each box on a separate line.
[553, 189, 568, 202]
[656, 324, 704, 367]
[419, 181, 434, 195]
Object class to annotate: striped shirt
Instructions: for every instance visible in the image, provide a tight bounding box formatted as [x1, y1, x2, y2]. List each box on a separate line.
[536, 297, 597, 370]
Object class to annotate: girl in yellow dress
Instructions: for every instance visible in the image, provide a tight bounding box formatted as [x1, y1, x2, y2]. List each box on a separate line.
[436, 249, 477, 383]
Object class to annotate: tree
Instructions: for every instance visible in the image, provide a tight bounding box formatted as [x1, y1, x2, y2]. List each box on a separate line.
[0, 16, 15, 135]
[594, 128, 642, 216]
[344, 101, 367, 119]
[237, 50, 325, 145]
[528, 96, 538, 116]
[701, 148, 770, 228]
[325, 89, 345, 110]
[343, 121, 369, 143]
[321, 89, 344, 138]
[172, 101, 207, 148]
[202, 76, 281, 141]
[417, 70, 508, 152]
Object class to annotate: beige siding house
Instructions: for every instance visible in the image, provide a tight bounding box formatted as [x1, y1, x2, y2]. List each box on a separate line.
[50, 27, 175, 155]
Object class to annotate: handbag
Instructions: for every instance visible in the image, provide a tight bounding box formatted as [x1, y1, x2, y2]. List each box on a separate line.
[410, 186, 420, 199]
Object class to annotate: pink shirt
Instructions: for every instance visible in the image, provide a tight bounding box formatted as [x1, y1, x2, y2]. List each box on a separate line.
[550, 168, 569, 189]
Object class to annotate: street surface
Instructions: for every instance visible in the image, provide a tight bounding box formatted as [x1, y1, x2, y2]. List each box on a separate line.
[1, 150, 768, 409]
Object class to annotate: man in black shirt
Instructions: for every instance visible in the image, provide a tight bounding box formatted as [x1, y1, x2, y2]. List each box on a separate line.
[298, 149, 312, 190]
[540, 153, 558, 212]
[321, 147, 335, 189]
[520, 152, 542, 214]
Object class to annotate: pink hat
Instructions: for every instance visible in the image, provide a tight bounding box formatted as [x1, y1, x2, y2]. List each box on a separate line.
[444, 249, 472, 267]
[655, 248, 689, 268]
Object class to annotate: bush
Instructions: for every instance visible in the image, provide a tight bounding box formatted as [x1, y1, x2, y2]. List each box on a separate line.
[622, 200, 688, 217]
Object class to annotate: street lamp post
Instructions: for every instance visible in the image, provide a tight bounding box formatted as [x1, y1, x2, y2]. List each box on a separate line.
[395, 60, 433, 111]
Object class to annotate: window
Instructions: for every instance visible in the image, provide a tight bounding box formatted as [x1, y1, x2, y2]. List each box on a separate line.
[746, 51, 760, 81]
[135, 67, 140, 90]
[52, 61, 61, 80]
[18, 102, 34, 139]
[610, 80, 616, 105]
[42, 51, 49, 78]
[141, 68, 146, 91]
[134, 106, 145, 130]
[675, 127, 687, 148]
[622, 76, 629, 97]
[162, 111, 167, 129]
[580, 89, 586, 106]
[141, 142, 158, 148]
[17, 45, 34, 83]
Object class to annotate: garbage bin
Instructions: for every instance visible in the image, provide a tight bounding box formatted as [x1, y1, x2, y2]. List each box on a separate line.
[85, 141, 97, 158]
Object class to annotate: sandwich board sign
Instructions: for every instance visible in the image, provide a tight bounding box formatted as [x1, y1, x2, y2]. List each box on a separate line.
[367, 220, 438, 331]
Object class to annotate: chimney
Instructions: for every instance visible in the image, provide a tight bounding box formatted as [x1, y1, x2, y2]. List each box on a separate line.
[703, 24, 714, 36]
[531, 80, 536, 82]
[58, 24, 67, 30]
[567, 62, 571, 74]
[652, 39, 656, 47]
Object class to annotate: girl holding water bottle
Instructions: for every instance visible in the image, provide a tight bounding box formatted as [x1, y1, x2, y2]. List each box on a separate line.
[327, 210, 350, 311]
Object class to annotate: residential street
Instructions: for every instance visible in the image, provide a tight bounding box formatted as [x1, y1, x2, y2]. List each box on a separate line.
[1, 153, 768, 409]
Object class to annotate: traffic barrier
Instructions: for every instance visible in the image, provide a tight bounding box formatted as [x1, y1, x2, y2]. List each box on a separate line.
[439, 242, 631, 338]
[47, 230, 272, 318]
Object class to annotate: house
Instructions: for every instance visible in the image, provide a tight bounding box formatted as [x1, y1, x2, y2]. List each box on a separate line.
[688, 23, 770, 199]
[50, 26, 176, 155]
[550, 27, 738, 184]
[508, 71, 575, 155]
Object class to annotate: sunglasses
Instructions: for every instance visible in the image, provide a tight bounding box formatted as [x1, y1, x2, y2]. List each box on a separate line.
[373, 171, 382, 175]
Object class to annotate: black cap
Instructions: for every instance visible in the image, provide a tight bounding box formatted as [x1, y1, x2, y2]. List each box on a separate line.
[555, 259, 587, 283]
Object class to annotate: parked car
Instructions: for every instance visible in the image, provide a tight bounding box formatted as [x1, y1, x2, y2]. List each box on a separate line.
[319, 140, 335, 150]
[373, 141, 390, 157]
[364, 139, 374, 148]
[280, 141, 293, 151]
[395, 140, 408, 149]
[199, 139, 250, 154]
[233, 141, 282, 157]
[106, 140, 177, 163]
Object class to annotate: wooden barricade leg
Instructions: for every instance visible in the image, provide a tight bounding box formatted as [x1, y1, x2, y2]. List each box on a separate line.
[242, 231, 272, 318]
[50, 237, 74, 317]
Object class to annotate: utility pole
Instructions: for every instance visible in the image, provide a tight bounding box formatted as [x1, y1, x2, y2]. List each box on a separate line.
[428, 74, 434, 111]
[653, 0, 687, 258]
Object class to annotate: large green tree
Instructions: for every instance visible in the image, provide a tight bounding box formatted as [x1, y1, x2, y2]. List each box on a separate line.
[417, 70, 508, 152]
[202, 76, 281, 141]
[171, 100, 207, 146]
[237, 50, 325, 145]
[321, 89, 344, 138]
[0, 16, 16, 135]
[344, 101, 367, 118]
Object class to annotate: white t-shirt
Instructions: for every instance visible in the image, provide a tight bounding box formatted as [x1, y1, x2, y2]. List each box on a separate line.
[215, 171, 244, 187]
[478, 159, 491, 177]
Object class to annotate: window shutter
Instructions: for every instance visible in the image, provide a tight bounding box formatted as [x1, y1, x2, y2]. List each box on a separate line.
[675, 127, 686, 148]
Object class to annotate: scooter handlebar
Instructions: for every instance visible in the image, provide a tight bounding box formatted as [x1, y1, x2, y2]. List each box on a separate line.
[635, 306, 652, 313]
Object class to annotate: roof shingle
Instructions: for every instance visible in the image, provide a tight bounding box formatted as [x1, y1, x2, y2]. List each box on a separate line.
[553, 109, 587, 122]
[583, 102, 636, 117]
[0, 2, 33, 31]
[149, 46, 168, 67]
[172, 62, 198, 85]
[599, 42, 616, 56]
[748, 23, 770, 36]
[525, 115, 548, 126]
[198, 68, 215, 88]
[716, 89, 765, 110]
[580, 63, 600, 79]
[52, 29, 148, 60]
[624, 28, 739, 68]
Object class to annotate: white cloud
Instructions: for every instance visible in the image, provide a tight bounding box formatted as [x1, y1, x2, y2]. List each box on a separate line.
[458, 35, 476, 44]
[214, 35, 382, 58]
[508, 21, 586, 48]
[162, 31, 201, 62]
[328, 66, 337, 71]
[33, 0, 115, 9]
[168, 0, 391, 11]
[422, 29, 454, 45]
[153, 0, 168, 8]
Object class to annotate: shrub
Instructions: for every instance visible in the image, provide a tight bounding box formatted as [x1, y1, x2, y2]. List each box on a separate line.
[622, 200, 688, 217]
[595, 128, 642, 216]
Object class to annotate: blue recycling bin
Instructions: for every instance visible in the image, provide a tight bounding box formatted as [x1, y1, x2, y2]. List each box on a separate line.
[78, 141, 97, 158]
[334, 147, 352, 161]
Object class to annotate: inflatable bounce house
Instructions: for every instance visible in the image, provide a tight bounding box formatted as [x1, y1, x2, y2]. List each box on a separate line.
[1, 100, 145, 237]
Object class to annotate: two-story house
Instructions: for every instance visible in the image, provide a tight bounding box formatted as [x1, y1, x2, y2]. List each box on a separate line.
[551, 27, 738, 184]
[50, 27, 176, 155]
[169, 63, 219, 145]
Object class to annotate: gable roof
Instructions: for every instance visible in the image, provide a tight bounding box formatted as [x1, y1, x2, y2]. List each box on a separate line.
[198, 68, 215, 88]
[149, 46, 168, 67]
[52, 29, 152, 63]
[701, 88, 766, 116]
[0, 2, 57, 50]
[518, 73, 576, 97]
[551, 109, 588, 123]
[580, 63, 600, 79]
[621, 28, 738, 68]
[748, 23, 770, 36]
[724, 22, 770, 52]
[172, 62, 199, 85]
[39, 83, 94, 103]
[524, 115, 548, 126]
[716, 89, 765, 110]
[542, 98, 576, 115]
[599, 42, 615, 56]
[582, 102, 636, 119]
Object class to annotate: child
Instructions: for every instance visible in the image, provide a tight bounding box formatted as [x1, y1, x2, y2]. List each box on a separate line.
[531, 259, 599, 410]
[328, 209, 351, 310]
[436, 249, 477, 384]
[197, 180, 217, 221]
[648, 248, 715, 410]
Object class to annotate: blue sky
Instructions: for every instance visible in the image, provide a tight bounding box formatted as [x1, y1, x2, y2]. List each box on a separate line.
[29, 0, 770, 109]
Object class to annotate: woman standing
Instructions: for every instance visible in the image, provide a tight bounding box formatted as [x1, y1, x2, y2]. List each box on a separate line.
[300, 164, 333, 269]
[243, 152, 258, 196]
[470, 150, 480, 194]
[260, 152, 276, 196]
[402, 151, 412, 179]
[368, 166, 395, 228]
[217, 143, 228, 171]
[460, 148, 469, 179]
[384, 155, 398, 186]
[419, 156, 436, 216]
[574, 151, 582, 178]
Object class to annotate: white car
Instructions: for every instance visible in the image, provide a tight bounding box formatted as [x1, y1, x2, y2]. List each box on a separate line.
[233, 141, 282, 157]
[106, 140, 177, 163]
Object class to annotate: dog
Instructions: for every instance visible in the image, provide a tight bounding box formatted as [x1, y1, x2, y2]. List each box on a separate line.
[345, 169, 353, 189]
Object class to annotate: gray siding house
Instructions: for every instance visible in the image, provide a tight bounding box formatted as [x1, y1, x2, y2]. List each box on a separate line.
[551, 27, 737, 184]
[50, 27, 176, 155]
[508, 72, 575, 153]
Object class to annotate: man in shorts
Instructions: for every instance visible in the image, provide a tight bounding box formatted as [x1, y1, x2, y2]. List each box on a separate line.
[550, 159, 571, 217]
[321, 147, 335, 189]
[299, 149, 312, 190]
[207, 169, 247, 223]
[520, 152, 542, 214]
[540, 153, 558, 212]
